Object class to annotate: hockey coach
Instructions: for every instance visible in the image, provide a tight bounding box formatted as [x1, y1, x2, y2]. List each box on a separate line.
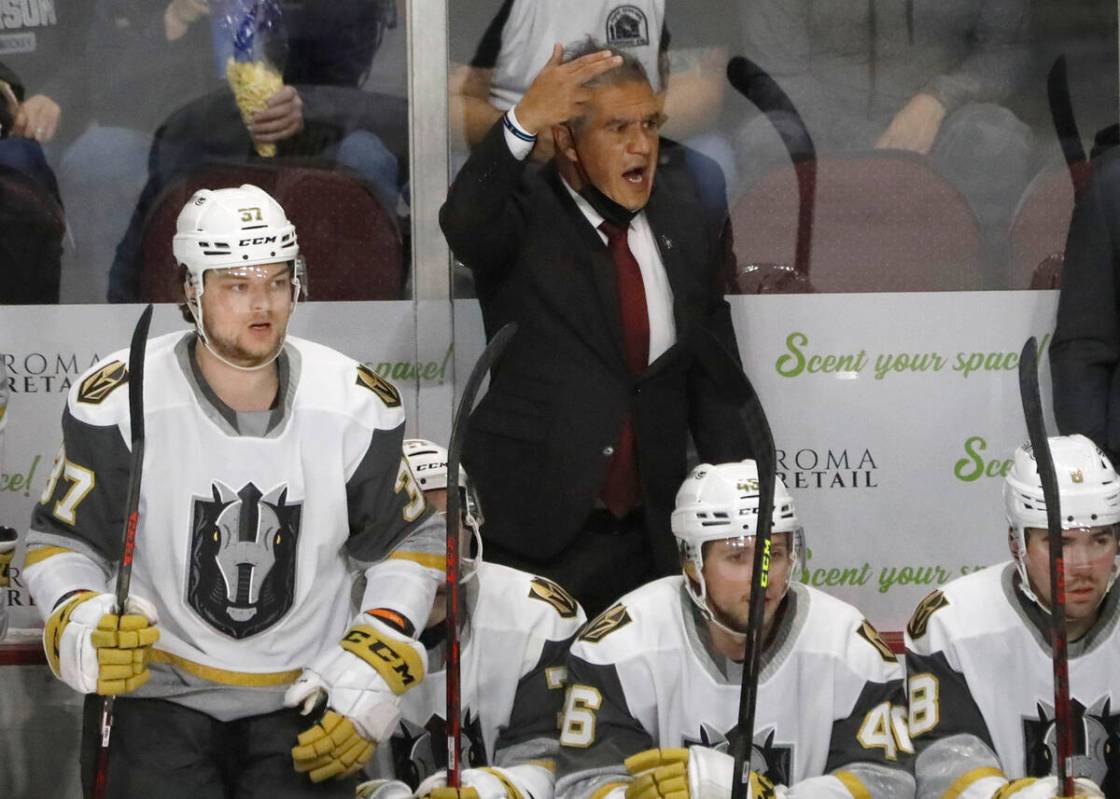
[441, 39, 751, 616]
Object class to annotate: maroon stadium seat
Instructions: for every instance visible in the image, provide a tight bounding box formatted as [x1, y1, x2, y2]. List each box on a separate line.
[1009, 165, 1078, 291]
[138, 162, 402, 302]
[729, 152, 983, 293]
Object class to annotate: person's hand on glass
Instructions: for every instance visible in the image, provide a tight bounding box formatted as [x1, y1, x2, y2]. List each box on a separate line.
[874, 93, 946, 156]
[249, 85, 304, 146]
[11, 94, 60, 142]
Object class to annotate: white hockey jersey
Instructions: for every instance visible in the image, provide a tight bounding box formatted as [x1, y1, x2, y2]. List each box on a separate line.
[23, 331, 442, 720]
[482, 0, 666, 111]
[905, 562, 1120, 798]
[555, 577, 912, 799]
[375, 562, 586, 787]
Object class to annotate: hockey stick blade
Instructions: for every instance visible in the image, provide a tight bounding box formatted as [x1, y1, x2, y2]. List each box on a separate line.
[445, 322, 518, 787]
[1018, 337, 1074, 796]
[93, 302, 153, 799]
[726, 55, 817, 276]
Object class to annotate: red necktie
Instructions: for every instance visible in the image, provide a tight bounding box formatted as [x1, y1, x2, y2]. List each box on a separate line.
[599, 220, 649, 518]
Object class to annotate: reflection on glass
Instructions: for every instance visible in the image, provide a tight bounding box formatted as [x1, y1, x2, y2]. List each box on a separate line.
[0, 0, 410, 305]
[447, 0, 1117, 293]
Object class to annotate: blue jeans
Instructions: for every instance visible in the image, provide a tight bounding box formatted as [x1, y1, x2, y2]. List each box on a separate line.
[59, 125, 152, 302]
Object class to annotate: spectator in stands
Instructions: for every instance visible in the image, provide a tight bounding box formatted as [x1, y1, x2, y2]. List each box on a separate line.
[107, 0, 406, 303]
[733, 0, 1033, 283]
[448, 0, 733, 218]
[1051, 148, 1120, 467]
[0, 61, 64, 304]
[53, 0, 212, 303]
[0, 53, 65, 200]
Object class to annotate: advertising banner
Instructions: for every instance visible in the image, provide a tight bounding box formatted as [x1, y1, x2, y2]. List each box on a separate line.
[730, 290, 1060, 630]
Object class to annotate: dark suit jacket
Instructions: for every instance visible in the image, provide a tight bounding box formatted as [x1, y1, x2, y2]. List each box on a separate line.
[1052, 149, 1120, 466]
[440, 121, 751, 571]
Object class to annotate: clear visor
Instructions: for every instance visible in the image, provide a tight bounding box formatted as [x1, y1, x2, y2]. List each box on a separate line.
[1020, 524, 1120, 564]
[700, 528, 801, 564]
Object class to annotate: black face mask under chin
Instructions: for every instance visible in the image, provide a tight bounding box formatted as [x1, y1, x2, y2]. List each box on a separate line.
[580, 182, 639, 227]
[566, 126, 640, 226]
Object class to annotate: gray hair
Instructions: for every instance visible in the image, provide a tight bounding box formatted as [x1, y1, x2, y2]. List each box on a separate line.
[563, 38, 653, 130]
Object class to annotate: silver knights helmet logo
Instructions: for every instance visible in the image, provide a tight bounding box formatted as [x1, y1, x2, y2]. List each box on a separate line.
[187, 480, 302, 639]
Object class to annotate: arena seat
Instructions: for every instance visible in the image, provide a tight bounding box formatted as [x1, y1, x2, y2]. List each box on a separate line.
[729, 152, 983, 293]
[138, 161, 403, 302]
[1009, 165, 1079, 291]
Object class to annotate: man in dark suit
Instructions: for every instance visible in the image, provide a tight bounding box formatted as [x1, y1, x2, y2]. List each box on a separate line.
[441, 40, 751, 615]
[1052, 148, 1120, 468]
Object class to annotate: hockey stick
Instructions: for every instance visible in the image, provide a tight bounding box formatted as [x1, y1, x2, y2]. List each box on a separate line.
[726, 56, 817, 277]
[722, 353, 778, 799]
[1046, 56, 1089, 195]
[445, 322, 517, 788]
[1018, 337, 1074, 797]
[92, 303, 153, 799]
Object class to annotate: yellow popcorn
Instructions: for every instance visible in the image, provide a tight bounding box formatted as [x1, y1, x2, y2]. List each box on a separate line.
[226, 57, 284, 157]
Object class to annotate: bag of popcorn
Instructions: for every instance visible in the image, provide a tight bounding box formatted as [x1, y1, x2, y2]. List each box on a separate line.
[219, 0, 288, 157]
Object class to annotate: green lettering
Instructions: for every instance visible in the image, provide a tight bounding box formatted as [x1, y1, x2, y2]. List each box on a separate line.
[954, 436, 986, 482]
[775, 332, 808, 378]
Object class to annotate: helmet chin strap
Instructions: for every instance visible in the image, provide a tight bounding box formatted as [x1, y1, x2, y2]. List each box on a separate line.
[186, 274, 298, 373]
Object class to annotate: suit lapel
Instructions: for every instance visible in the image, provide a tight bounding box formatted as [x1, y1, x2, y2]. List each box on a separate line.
[644, 189, 693, 337]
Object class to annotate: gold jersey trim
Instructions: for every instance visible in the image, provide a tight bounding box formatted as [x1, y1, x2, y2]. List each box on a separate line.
[945, 767, 1006, 799]
[388, 551, 445, 571]
[149, 649, 301, 687]
[24, 545, 74, 568]
[833, 770, 872, 799]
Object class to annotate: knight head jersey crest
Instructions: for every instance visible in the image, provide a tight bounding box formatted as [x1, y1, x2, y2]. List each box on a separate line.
[187, 481, 302, 639]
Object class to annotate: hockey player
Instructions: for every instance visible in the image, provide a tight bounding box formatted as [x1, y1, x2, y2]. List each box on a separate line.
[906, 434, 1120, 798]
[22, 185, 444, 799]
[357, 438, 587, 799]
[555, 460, 915, 799]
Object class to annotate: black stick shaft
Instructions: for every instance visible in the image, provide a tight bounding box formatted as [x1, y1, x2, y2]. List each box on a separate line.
[1046, 56, 1088, 194]
[1018, 337, 1074, 795]
[92, 304, 152, 799]
[731, 376, 778, 799]
[445, 323, 517, 788]
[726, 55, 817, 276]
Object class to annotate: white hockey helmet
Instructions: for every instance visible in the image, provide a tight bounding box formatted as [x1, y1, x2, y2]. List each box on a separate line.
[403, 438, 483, 581]
[173, 185, 303, 369]
[173, 184, 299, 280]
[671, 460, 803, 635]
[1004, 434, 1120, 606]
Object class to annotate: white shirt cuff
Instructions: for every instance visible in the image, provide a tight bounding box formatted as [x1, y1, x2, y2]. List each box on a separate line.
[502, 107, 537, 161]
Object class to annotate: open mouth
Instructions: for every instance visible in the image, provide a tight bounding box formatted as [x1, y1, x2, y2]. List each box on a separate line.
[623, 166, 646, 184]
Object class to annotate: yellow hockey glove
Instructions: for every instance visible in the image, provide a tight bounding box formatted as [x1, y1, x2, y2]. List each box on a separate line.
[285, 613, 427, 782]
[43, 591, 160, 695]
[625, 748, 778, 799]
